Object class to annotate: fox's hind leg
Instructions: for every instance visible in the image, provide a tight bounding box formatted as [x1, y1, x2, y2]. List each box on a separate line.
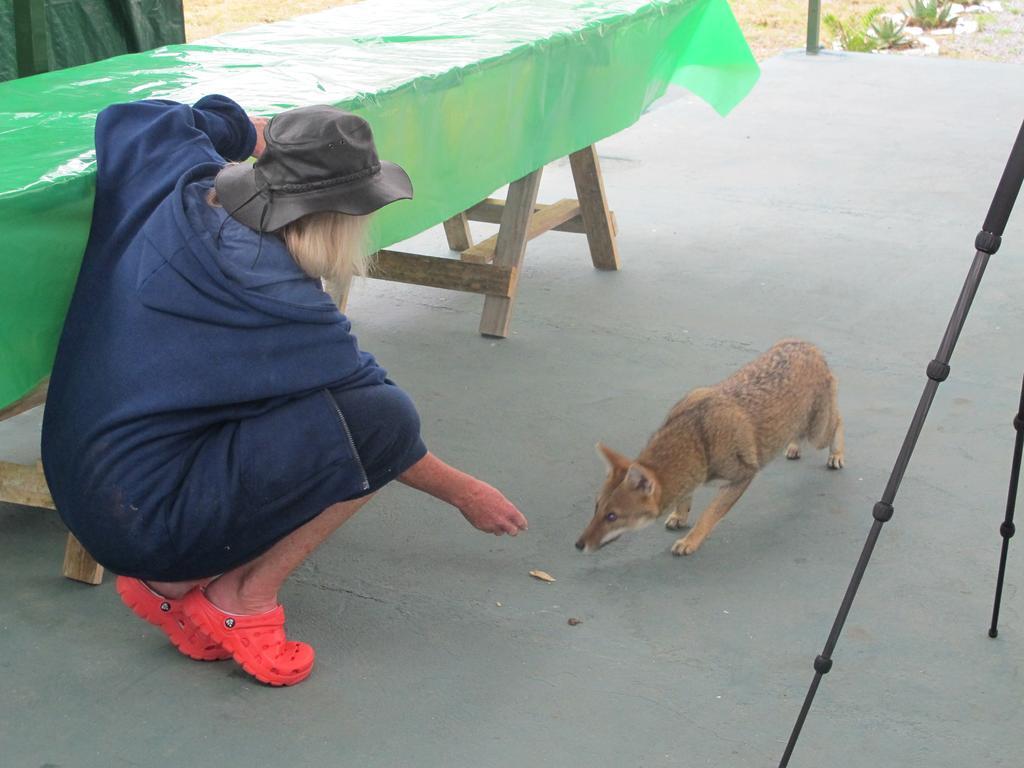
[785, 442, 801, 460]
[826, 414, 845, 469]
[812, 374, 845, 469]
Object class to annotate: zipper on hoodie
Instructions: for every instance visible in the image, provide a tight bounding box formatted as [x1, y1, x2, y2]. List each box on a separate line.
[322, 389, 370, 491]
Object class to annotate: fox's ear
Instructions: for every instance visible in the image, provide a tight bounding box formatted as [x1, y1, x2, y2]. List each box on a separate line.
[596, 442, 631, 474]
[626, 464, 657, 496]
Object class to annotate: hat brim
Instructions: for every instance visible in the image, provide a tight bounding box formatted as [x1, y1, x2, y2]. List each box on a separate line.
[215, 160, 413, 232]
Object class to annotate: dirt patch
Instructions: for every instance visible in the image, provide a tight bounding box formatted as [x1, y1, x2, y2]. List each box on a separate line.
[183, 0, 362, 42]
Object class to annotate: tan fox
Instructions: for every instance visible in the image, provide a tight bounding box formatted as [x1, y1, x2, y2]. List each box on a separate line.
[575, 339, 844, 556]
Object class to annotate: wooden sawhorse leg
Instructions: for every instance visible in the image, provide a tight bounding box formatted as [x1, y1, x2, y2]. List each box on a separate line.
[331, 143, 619, 337]
[479, 168, 544, 337]
[0, 456, 104, 585]
[324, 275, 353, 314]
[1, 384, 103, 585]
[63, 533, 104, 585]
[569, 144, 621, 271]
[442, 211, 474, 252]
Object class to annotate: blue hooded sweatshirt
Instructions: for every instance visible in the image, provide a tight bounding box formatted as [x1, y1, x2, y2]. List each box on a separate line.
[41, 96, 397, 580]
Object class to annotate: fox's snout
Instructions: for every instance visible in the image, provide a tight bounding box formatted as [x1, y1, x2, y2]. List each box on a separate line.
[574, 521, 629, 553]
[577, 443, 662, 553]
[575, 512, 617, 553]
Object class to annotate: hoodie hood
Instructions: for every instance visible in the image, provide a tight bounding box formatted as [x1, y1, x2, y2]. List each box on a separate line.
[137, 163, 342, 328]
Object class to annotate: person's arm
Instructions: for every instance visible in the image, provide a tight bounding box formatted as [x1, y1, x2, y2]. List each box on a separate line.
[400, 451, 528, 536]
[96, 94, 257, 175]
[90, 95, 261, 253]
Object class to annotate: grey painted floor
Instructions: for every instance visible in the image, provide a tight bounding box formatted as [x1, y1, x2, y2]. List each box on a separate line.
[3, 52, 1024, 767]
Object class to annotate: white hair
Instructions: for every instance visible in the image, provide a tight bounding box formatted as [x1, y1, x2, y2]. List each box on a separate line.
[208, 185, 372, 281]
[280, 210, 371, 282]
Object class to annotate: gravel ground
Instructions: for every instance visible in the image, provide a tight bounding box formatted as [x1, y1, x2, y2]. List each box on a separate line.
[733, 0, 1024, 63]
[944, 1, 1024, 62]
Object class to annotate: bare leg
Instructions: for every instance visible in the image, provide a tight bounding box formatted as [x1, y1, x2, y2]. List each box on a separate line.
[154, 451, 526, 615]
[148, 494, 374, 605]
[671, 478, 753, 556]
[203, 493, 376, 615]
[664, 496, 692, 530]
[147, 577, 213, 600]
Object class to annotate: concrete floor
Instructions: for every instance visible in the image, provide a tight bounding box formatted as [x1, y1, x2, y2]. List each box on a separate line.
[3, 52, 1024, 767]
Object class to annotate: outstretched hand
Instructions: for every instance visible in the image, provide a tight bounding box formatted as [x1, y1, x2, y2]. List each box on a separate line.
[458, 480, 528, 536]
[398, 451, 528, 537]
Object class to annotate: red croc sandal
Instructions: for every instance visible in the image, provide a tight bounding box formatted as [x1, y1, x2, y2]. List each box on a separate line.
[116, 576, 230, 661]
[182, 589, 315, 687]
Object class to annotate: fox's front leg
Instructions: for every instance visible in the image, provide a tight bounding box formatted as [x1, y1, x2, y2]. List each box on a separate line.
[672, 478, 753, 556]
[664, 496, 692, 530]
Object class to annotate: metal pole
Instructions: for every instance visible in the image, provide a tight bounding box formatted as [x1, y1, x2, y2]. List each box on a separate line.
[988, 376, 1024, 638]
[13, 0, 49, 78]
[806, 0, 822, 55]
[778, 118, 1024, 766]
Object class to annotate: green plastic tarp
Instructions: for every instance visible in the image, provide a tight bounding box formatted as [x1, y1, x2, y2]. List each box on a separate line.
[0, 0, 186, 82]
[0, 0, 759, 411]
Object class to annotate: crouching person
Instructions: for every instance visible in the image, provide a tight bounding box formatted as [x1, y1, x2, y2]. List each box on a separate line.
[41, 96, 527, 686]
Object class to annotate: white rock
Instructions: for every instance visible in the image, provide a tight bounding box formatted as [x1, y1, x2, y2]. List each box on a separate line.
[983, 1, 1004, 12]
[905, 25, 924, 36]
[901, 46, 928, 56]
[931, 27, 955, 35]
[919, 35, 941, 54]
[956, 18, 979, 32]
[965, 4, 986, 11]
[949, 2, 966, 12]
[881, 11, 907, 22]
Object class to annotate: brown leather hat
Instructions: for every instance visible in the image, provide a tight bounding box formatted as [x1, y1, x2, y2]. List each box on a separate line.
[215, 105, 413, 232]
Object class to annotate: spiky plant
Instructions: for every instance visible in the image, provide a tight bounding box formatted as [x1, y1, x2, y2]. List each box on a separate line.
[870, 15, 912, 48]
[904, 0, 955, 29]
[823, 6, 886, 52]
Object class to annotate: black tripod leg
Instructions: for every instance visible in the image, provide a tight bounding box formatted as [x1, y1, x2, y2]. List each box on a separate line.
[989, 375, 1024, 639]
[778, 117, 1024, 768]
